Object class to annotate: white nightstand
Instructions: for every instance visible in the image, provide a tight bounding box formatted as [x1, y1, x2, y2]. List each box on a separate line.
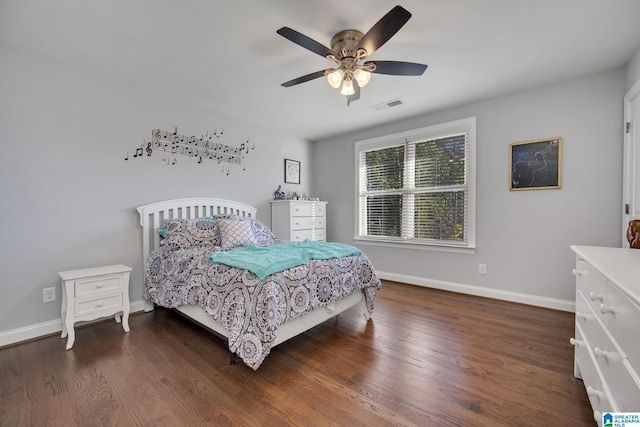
[59, 264, 132, 350]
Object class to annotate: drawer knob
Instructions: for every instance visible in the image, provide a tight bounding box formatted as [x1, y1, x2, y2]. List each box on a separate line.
[593, 411, 602, 423]
[97, 301, 104, 308]
[586, 386, 604, 400]
[599, 303, 615, 315]
[572, 269, 582, 277]
[594, 347, 609, 359]
[569, 337, 582, 346]
[576, 312, 589, 322]
[589, 292, 604, 302]
[96, 283, 104, 289]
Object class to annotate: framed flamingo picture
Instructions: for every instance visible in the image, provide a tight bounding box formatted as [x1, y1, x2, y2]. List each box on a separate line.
[510, 137, 562, 190]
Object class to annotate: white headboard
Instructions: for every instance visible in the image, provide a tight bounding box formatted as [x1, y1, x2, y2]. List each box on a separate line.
[136, 198, 257, 303]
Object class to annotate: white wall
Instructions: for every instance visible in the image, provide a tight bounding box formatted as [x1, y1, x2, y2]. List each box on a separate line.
[314, 68, 625, 308]
[0, 41, 313, 335]
[625, 45, 640, 93]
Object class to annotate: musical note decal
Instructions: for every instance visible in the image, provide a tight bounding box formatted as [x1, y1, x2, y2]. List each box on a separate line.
[125, 127, 254, 172]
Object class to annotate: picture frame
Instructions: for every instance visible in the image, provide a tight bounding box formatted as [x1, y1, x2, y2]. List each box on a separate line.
[284, 158, 300, 184]
[510, 137, 562, 190]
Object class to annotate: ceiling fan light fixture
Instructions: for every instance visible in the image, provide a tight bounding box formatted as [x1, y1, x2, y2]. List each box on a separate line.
[353, 68, 371, 87]
[340, 78, 355, 96]
[326, 68, 344, 88]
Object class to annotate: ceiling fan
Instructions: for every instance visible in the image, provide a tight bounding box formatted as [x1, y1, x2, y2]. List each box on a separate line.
[277, 5, 427, 105]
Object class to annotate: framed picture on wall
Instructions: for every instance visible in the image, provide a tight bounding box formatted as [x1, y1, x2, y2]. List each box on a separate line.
[510, 137, 562, 190]
[284, 158, 300, 184]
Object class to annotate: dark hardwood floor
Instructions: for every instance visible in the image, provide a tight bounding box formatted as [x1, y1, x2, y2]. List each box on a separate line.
[1, 281, 594, 426]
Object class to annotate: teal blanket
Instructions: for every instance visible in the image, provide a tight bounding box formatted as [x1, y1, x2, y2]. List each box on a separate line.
[208, 240, 362, 280]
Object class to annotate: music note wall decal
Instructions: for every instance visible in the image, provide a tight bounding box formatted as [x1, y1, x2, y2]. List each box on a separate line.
[126, 127, 255, 171]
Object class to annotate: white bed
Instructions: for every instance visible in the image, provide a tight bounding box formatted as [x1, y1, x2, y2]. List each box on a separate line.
[137, 197, 378, 368]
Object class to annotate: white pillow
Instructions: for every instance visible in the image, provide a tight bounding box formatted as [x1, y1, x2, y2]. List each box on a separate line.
[217, 218, 257, 249]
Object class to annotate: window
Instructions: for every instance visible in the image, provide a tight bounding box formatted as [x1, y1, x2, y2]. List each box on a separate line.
[355, 117, 476, 251]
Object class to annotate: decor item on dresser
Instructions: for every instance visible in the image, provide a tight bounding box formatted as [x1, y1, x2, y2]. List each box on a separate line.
[59, 264, 132, 350]
[137, 198, 380, 370]
[272, 185, 285, 200]
[570, 245, 640, 426]
[284, 158, 300, 184]
[271, 199, 327, 242]
[626, 219, 640, 248]
[510, 137, 561, 190]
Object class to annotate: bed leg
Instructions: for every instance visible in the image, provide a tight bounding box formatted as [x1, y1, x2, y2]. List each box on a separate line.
[230, 352, 237, 365]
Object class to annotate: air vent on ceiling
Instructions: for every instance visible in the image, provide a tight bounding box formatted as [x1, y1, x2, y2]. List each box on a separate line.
[371, 98, 404, 111]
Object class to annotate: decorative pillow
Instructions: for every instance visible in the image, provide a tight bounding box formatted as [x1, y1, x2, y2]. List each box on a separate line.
[157, 216, 214, 238]
[217, 218, 258, 249]
[250, 219, 280, 246]
[162, 218, 220, 249]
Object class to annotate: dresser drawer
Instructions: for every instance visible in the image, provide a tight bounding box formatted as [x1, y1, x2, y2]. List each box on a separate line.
[75, 274, 122, 297]
[592, 318, 640, 410]
[574, 324, 615, 415]
[291, 229, 326, 242]
[291, 203, 325, 217]
[291, 203, 314, 216]
[291, 230, 314, 241]
[601, 282, 640, 371]
[576, 289, 596, 346]
[291, 217, 325, 230]
[75, 293, 123, 317]
[575, 259, 607, 317]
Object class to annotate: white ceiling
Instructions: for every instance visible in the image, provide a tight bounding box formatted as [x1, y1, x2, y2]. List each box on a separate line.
[2, 0, 640, 141]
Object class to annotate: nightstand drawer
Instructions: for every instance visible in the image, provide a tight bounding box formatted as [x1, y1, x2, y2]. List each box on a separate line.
[75, 275, 122, 297]
[75, 293, 123, 317]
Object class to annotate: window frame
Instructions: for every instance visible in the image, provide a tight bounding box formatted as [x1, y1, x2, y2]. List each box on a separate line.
[354, 117, 476, 253]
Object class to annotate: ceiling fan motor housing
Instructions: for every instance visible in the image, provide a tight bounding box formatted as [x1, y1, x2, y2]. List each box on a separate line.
[330, 30, 365, 59]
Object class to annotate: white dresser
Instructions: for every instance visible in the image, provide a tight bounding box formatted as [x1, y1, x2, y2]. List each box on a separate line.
[59, 264, 132, 350]
[271, 200, 327, 242]
[570, 245, 640, 425]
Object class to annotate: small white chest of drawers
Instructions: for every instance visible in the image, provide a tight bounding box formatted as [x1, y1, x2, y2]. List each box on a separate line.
[271, 200, 327, 242]
[59, 264, 132, 350]
[570, 245, 640, 425]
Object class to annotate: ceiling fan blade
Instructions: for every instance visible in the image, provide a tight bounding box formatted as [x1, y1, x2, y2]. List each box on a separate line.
[356, 5, 412, 57]
[277, 27, 337, 58]
[281, 70, 327, 87]
[369, 60, 428, 76]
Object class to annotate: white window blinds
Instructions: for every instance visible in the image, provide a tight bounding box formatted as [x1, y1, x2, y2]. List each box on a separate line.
[356, 117, 476, 249]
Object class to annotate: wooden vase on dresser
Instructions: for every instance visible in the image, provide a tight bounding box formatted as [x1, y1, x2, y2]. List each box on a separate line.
[570, 245, 640, 425]
[271, 200, 327, 242]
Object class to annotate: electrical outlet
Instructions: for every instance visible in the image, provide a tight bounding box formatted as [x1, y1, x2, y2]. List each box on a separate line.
[43, 287, 56, 303]
[479, 264, 487, 275]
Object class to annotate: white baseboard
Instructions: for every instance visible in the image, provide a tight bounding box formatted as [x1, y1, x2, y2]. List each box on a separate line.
[379, 271, 575, 312]
[0, 299, 147, 348]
